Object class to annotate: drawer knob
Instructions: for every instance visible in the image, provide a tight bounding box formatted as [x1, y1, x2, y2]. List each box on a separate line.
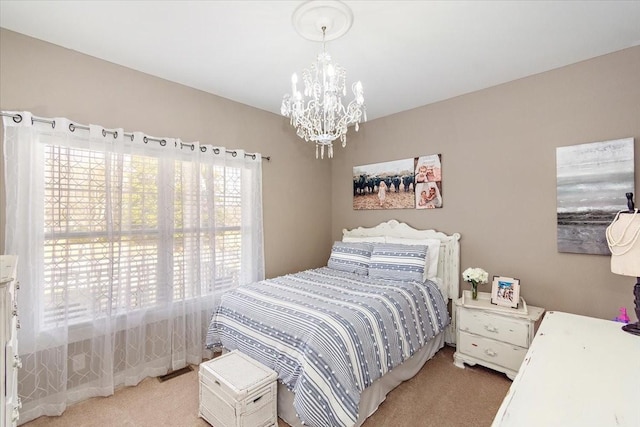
[485, 349, 497, 357]
[484, 325, 498, 333]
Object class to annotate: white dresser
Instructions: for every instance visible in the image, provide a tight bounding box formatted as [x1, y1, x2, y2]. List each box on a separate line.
[453, 291, 544, 380]
[493, 311, 640, 426]
[1, 255, 21, 427]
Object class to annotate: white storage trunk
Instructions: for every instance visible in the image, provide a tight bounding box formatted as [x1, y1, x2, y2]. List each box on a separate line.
[199, 350, 278, 427]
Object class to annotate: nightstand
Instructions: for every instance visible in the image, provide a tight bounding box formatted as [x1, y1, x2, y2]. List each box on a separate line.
[453, 291, 544, 380]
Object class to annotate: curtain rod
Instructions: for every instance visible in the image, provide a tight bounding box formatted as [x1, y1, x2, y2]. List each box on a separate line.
[1, 112, 271, 161]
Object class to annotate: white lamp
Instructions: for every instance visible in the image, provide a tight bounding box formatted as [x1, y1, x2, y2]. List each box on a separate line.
[606, 192, 640, 336]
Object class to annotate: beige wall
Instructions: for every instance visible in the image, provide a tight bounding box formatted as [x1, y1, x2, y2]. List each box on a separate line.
[332, 46, 640, 321]
[0, 28, 333, 278]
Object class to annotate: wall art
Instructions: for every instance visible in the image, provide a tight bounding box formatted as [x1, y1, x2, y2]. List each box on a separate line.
[556, 137, 635, 254]
[353, 154, 443, 210]
[353, 158, 415, 210]
[414, 154, 442, 209]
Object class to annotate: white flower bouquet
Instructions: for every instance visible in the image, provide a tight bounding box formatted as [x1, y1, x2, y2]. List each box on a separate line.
[462, 267, 488, 285]
[462, 267, 488, 299]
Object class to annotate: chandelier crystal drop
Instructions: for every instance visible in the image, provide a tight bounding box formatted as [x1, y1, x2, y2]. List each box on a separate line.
[281, 26, 366, 159]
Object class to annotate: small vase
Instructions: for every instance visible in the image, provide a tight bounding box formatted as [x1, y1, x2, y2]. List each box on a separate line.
[471, 283, 478, 300]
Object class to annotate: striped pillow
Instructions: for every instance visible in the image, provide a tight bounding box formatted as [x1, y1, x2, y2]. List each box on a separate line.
[368, 243, 428, 282]
[327, 241, 372, 276]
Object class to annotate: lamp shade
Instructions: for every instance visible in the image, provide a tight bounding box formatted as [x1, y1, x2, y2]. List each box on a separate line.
[606, 210, 640, 277]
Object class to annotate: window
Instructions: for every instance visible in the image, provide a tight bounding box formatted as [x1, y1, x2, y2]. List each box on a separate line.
[3, 113, 264, 411]
[42, 144, 246, 327]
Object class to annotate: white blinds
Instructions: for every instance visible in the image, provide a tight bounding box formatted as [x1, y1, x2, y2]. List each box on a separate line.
[41, 145, 247, 326]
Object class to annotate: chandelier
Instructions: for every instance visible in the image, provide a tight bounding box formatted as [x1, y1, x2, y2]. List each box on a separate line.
[281, 1, 366, 159]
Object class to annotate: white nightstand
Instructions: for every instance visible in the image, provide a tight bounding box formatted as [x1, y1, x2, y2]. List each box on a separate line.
[453, 291, 544, 380]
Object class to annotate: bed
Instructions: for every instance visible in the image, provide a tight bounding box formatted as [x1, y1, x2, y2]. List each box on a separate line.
[206, 220, 461, 427]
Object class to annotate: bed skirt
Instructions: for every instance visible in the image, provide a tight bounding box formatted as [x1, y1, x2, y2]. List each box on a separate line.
[277, 332, 446, 427]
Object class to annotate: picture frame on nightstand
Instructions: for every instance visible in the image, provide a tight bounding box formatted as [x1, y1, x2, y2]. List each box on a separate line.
[491, 276, 520, 308]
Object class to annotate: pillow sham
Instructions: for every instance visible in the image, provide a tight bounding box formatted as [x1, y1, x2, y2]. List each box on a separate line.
[327, 241, 373, 276]
[368, 243, 428, 282]
[342, 236, 386, 243]
[385, 236, 440, 280]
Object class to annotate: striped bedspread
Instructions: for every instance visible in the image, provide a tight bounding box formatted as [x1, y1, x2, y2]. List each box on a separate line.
[206, 267, 450, 427]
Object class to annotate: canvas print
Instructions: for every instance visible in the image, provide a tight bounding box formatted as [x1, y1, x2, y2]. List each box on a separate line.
[415, 154, 442, 209]
[556, 138, 635, 255]
[353, 158, 415, 210]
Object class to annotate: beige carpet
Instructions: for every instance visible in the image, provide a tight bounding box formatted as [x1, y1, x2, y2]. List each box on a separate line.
[22, 346, 510, 427]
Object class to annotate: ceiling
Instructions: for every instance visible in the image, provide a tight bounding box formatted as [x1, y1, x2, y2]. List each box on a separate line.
[1, 1, 640, 121]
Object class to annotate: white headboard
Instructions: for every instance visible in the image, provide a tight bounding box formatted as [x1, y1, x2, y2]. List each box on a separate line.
[342, 220, 461, 345]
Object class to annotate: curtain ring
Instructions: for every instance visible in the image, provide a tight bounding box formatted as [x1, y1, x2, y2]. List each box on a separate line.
[102, 129, 107, 137]
[160, 139, 167, 146]
[252, 154, 256, 160]
[130, 134, 134, 141]
[113, 131, 118, 139]
[232, 151, 237, 157]
[213, 148, 220, 154]
[190, 144, 194, 151]
[69, 123, 76, 132]
[51, 120, 56, 129]
[143, 136, 149, 144]
[200, 146, 207, 153]
[12, 114, 22, 124]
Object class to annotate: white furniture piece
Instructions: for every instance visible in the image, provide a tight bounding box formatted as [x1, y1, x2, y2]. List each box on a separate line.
[453, 291, 544, 380]
[1, 255, 20, 427]
[199, 349, 278, 427]
[492, 311, 640, 426]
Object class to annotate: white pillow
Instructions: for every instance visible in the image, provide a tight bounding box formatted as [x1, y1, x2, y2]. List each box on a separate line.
[342, 236, 386, 243]
[385, 236, 440, 281]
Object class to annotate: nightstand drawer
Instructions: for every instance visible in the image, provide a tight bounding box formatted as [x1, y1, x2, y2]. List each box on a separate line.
[459, 309, 529, 347]
[458, 331, 527, 371]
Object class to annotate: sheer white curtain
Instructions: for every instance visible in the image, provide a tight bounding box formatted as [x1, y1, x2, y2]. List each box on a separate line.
[2, 111, 264, 422]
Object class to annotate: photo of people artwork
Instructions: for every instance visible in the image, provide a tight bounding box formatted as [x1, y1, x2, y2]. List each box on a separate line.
[353, 153, 442, 210]
[491, 276, 521, 309]
[415, 154, 442, 209]
[353, 158, 415, 210]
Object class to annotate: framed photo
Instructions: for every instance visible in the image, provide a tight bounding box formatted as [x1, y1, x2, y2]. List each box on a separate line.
[491, 276, 520, 308]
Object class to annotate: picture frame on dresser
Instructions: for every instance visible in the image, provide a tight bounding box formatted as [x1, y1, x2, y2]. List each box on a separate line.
[491, 276, 520, 308]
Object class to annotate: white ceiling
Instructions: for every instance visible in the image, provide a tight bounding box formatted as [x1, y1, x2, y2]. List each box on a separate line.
[1, 1, 640, 121]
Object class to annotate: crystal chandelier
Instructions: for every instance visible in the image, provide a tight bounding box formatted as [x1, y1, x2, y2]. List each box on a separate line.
[281, 2, 366, 159]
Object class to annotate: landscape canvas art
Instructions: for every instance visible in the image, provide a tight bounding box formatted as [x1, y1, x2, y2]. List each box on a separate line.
[353, 158, 415, 210]
[556, 138, 635, 254]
